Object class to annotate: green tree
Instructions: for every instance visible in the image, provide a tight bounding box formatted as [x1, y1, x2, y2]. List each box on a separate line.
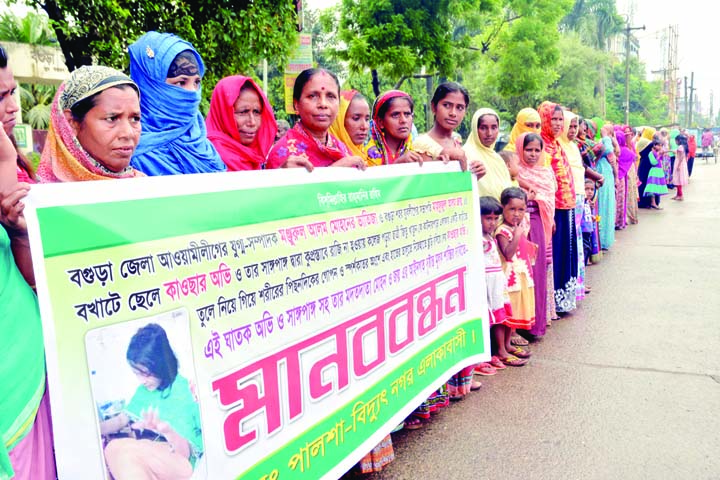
[17, 0, 299, 95]
[0, 10, 56, 45]
[332, 0, 497, 95]
[606, 57, 668, 125]
[546, 32, 609, 117]
[0, 11, 57, 129]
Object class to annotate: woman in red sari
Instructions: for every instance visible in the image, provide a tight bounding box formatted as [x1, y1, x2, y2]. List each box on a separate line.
[206, 75, 277, 171]
[265, 68, 365, 170]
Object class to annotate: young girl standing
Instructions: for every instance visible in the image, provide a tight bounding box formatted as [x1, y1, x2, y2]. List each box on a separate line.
[673, 135, 689, 201]
[495, 187, 536, 365]
[413, 82, 469, 166]
[643, 140, 669, 209]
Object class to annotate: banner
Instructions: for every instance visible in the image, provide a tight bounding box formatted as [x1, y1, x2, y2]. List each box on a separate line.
[284, 33, 313, 114]
[26, 163, 489, 479]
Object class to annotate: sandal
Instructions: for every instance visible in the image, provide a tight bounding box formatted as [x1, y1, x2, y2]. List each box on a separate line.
[510, 335, 529, 346]
[450, 395, 464, 402]
[500, 355, 527, 367]
[508, 346, 532, 358]
[489, 355, 507, 369]
[470, 380, 482, 391]
[474, 362, 497, 376]
[404, 416, 424, 430]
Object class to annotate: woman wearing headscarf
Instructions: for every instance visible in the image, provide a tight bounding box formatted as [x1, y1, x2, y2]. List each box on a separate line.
[614, 126, 637, 229]
[624, 129, 640, 225]
[129, 31, 225, 176]
[266, 68, 365, 170]
[206, 75, 277, 171]
[539, 101, 577, 315]
[365, 90, 424, 166]
[37, 65, 144, 182]
[328, 90, 370, 159]
[559, 110, 587, 300]
[463, 108, 512, 200]
[516, 132, 557, 339]
[636, 127, 656, 209]
[503, 107, 542, 153]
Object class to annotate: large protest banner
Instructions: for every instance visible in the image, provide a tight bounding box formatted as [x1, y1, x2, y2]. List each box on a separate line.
[25, 163, 489, 479]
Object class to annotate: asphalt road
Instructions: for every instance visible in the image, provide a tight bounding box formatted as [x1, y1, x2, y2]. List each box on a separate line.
[344, 160, 720, 480]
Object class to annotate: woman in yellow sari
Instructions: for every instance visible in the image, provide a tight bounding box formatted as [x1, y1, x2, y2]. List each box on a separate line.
[463, 108, 512, 199]
[328, 90, 370, 159]
[504, 107, 542, 153]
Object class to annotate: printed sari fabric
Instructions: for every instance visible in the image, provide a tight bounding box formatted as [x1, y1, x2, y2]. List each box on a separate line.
[266, 122, 350, 169]
[539, 102, 575, 209]
[596, 137, 616, 250]
[539, 101, 577, 312]
[206, 75, 277, 171]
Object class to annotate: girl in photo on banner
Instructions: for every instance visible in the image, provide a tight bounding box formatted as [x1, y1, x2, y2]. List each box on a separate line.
[100, 323, 203, 480]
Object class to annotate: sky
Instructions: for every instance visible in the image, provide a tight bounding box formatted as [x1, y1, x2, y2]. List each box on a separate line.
[617, 0, 716, 119]
[308, 0, 716, 119]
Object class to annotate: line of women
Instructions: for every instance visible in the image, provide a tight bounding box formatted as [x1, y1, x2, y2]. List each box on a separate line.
[0, 29, 662, 478]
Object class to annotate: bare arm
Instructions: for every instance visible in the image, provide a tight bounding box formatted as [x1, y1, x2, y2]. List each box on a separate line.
[496, 225, 524, 261]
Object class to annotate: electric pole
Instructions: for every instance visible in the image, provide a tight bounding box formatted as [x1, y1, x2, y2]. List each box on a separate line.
[688, 72, 696, 127]
[667, 25, 679, 124]
[684, 76, 689, 127]
[710, 90, 714, 127]
[624, 22, 646, 125]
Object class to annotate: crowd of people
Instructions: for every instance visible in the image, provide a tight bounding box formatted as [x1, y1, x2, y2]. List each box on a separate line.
[0, 31, 697, 479]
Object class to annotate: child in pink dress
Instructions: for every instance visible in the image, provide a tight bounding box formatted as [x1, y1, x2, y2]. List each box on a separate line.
[673, 135, 689, 201]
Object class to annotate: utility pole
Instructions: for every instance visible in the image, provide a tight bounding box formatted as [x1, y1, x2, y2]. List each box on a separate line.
[683, 75, 690, 128]
[624, 22, 645, 125]
[710, 90, 714, 127]
[667, 25, 679, 124]
[688, 72, 696, 127]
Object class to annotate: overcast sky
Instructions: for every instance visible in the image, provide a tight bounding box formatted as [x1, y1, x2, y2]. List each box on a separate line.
[307, 0, 714, 117]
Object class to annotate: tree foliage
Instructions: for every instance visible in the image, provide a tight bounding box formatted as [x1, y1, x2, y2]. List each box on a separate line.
[0, 10, 56, 45]
[605, 57, 669, 126]
[333, 0, 500, 94]
[18, 0, 299, 94]
[0, 11, 57, 129]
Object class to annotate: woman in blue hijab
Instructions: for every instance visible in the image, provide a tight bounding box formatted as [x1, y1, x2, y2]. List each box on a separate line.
[129, 31, 225, 175]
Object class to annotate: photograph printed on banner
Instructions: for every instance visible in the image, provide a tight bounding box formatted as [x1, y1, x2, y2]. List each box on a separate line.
[84, 308, 206, 479]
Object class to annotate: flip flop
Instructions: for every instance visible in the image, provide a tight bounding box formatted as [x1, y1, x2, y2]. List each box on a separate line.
[490, 356, 507, 369]
[508, 346, 532, 358]
[500, 355, 527, 367]
[404, 417, 424, 430]
[470, 380, 482, 391]
[474, 362, 497, 376]
[510, 335, 529, 346]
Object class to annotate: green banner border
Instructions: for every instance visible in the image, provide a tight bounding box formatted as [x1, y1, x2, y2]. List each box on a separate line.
[38, 172, 471, 258]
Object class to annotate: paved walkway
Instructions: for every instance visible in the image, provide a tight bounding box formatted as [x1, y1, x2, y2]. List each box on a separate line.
[347, 161, 720, 479]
